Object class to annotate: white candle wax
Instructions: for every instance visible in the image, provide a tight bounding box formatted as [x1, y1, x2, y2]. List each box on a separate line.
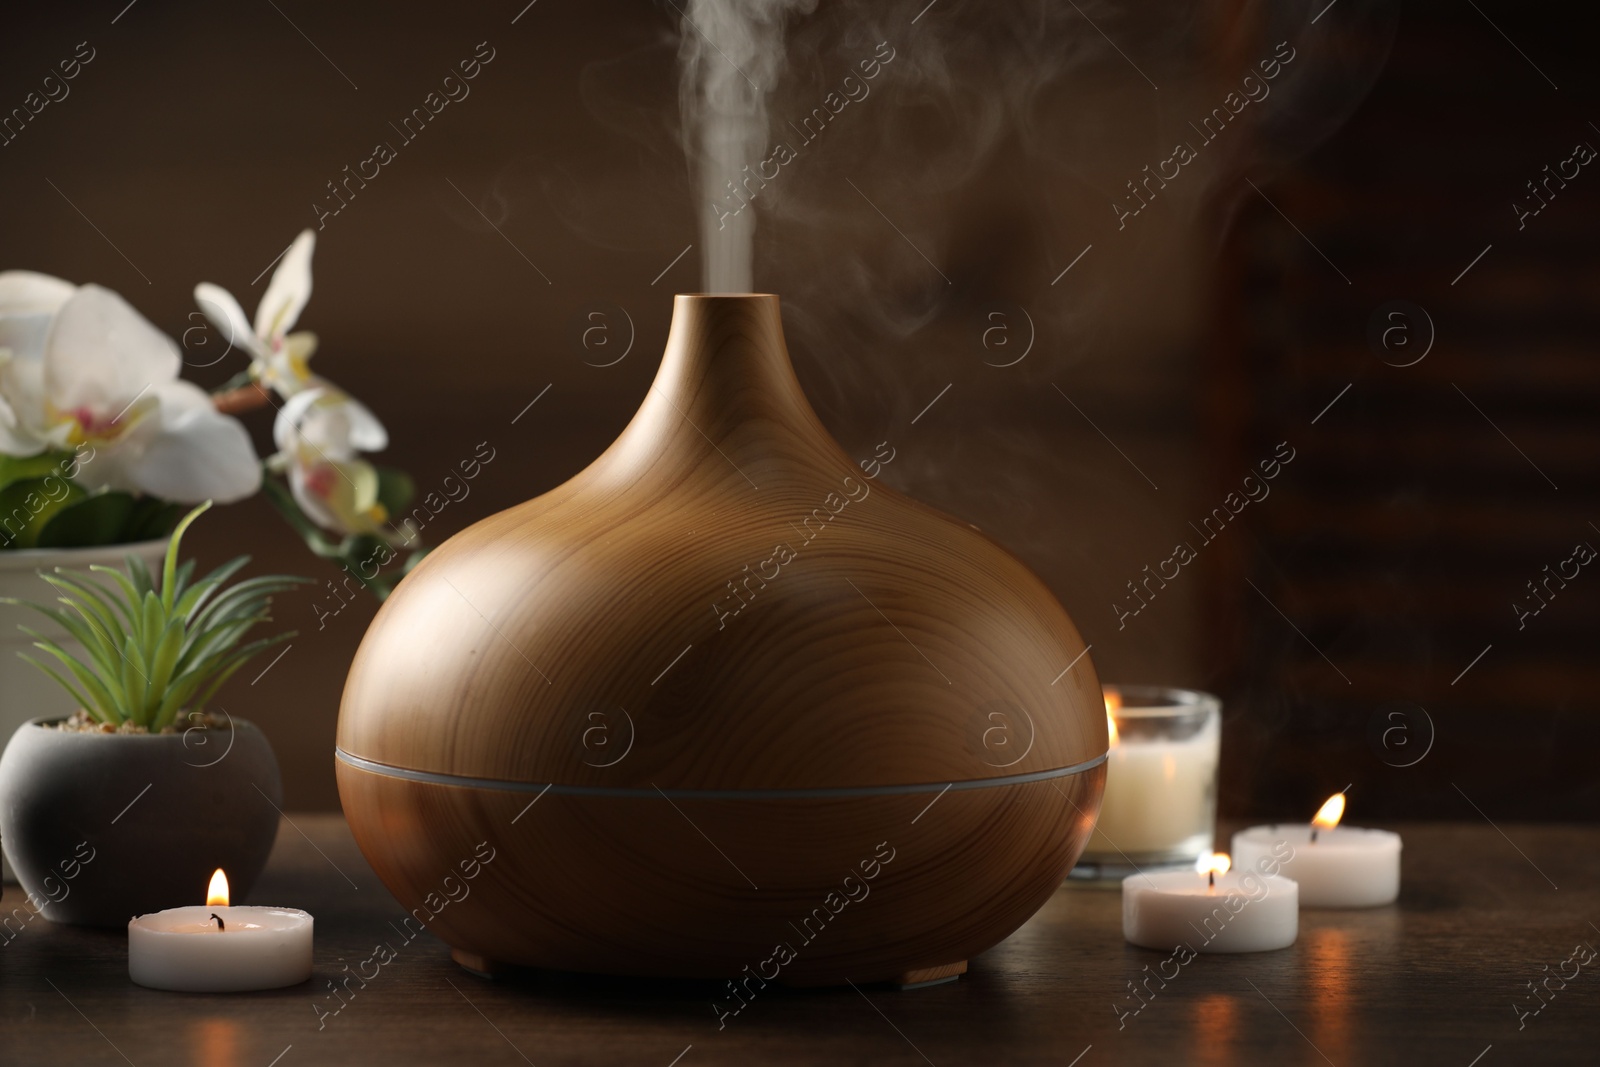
[1122, 868, 1298, 953]
[129, 906, 313, 992]
[1086, 701, 1219, 857]
[1232, 824, 1401, 908]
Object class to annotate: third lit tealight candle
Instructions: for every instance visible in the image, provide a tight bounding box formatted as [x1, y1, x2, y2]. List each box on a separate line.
[1231, 792, 1402, 908]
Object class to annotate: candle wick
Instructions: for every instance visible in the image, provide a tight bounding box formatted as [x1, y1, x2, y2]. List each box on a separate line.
[1208, 870, 1215, 889]
[210, 912, 226, 931]
[1310, 827, 1319, 844]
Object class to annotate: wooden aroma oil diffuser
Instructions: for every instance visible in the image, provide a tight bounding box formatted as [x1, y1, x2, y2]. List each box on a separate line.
[337, 294, 1107, 986]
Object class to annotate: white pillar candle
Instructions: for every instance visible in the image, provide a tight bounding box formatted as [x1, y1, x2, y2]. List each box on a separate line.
[1084, 687, 1220, 859]
[128, 869, 313, 992]
[1232, 795, 1400, 908]
[1122, 854, 1298, 953]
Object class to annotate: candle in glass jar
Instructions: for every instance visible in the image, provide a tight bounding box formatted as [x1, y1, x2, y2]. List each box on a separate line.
[128, 869, 313, 992]
[1082, 687, 1220, 863]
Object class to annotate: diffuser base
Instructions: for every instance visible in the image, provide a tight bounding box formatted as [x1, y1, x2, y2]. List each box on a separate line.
[339, 756, 1106, 988]
[452, 949, 509, 980]
[892, 961, 967, 989]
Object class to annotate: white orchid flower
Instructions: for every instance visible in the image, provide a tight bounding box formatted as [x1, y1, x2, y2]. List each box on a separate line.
[195, 232, 390, 537]
[272, 386, 392, 537]
[0, 272, 260, 504]
[194, 229, 321, 397]
[0, 270, 75, 456]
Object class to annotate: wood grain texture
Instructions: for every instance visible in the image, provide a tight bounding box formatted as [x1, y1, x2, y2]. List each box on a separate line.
[336, 294, 1107, 982]
[5, 817, 1596, 1066]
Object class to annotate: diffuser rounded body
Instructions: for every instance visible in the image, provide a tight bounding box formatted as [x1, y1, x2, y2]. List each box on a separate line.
[336, 294, 1106, 984]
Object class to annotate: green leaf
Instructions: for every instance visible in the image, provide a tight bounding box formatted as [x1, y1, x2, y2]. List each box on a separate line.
[35, 491, 137, 549]
[163, 502, 211, 612]
[0, 477, 87, 550]
[41, 573, 126, 650]
[9, 601, 120, 684]
[146, 618, 186, 715]
[122, 497, 185, 544]
[120, 633, 150, 726]
[0, 452, 73, 494]
[88, 564, 142, 620]
[25, 635, 124, 723]
[177, 614, 269, 674]
[190, 631, 295, 710]
[168, 559, 197, 607]
[374, 466, 415, 517]
[17, 653, 96, 721]
[214, 367, 255, 394]
[173, 556, 250, 621]
[261, 476, 344, 556]
[152, 682, 190, 727]
[139, 590, 164, 655]
[343, 534, 385, 569]
[188, 575, 306, 636]
[126, 555, 155, 599]
[42, 596, 124, 680]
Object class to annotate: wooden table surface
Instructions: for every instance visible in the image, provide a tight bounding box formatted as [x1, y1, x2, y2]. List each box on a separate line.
[3, 816, 1596, 1066]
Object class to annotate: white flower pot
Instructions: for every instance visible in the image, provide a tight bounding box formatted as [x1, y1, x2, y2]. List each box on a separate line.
[0, 539, 168, 882]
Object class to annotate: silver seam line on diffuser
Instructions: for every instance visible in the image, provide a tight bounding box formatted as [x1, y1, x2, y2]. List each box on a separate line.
[334, 747, 1108, 799]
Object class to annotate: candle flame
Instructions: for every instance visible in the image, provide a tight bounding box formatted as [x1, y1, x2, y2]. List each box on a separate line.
[207, 868, 230, 908]
[1104, 688, 1122, 747]
[1312, 793, 1346, 832]
[1195, 852, 1231, 876]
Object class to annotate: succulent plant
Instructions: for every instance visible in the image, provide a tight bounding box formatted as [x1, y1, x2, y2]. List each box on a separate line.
[2, 501, 307, 730]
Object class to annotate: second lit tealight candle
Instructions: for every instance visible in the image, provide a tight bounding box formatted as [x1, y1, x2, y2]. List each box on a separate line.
[1122, 852, 1298, 953]
[1231, 792, 1402, 908]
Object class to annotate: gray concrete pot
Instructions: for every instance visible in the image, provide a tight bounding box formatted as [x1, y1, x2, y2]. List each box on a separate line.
[0, 717, 283, 927]
[0, 539, 169, 884]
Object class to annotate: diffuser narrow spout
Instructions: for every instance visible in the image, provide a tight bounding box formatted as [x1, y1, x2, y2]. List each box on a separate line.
[658, 294, 797, 421]
[603, 293, 829, 479]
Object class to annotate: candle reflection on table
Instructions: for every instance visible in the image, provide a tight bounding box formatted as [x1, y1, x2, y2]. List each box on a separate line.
[1189, 992, 1239, 1067]
[188, 1017, 241, 1067]
[1306, 926, 1352, 1065]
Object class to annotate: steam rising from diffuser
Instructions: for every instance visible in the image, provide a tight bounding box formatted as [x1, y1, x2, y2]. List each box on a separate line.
[677, 0, 814, 292]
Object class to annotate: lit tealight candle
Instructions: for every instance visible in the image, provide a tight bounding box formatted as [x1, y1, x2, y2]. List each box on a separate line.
[1122, 852, 1298, 953]
[129, 869, 314, 992]
[1231, 792, 1401, 908]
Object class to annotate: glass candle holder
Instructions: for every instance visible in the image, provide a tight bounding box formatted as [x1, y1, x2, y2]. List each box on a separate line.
[1069, 685, 1221, 884]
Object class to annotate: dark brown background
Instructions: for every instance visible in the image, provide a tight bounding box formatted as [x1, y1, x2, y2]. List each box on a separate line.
[1, 1, 1594, 819]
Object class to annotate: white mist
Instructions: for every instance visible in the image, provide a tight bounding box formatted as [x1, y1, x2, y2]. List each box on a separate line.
[677, 0, 814, 292]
